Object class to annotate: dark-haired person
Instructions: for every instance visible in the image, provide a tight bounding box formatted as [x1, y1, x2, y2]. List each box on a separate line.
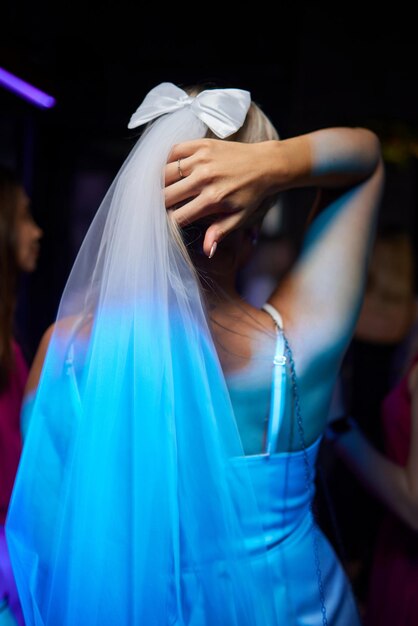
[0, 166, 42, 626]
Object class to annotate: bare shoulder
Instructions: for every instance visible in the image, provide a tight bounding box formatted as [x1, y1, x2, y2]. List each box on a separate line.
[24, 323, 56, 397]
[24, 314, 92, 397]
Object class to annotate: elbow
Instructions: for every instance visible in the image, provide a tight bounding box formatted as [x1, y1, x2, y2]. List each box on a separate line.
[356, 127, 382, 154]
[355, 127, 384, 174]
[368, 131, 384, 177]
[369, 129, 382, 157]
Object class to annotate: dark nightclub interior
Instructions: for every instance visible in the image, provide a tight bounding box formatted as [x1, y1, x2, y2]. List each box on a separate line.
[1, 4, 418, 624]
[1, 6, 417, 353]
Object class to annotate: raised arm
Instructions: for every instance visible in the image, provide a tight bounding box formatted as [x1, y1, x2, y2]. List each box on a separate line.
[165, 129, 384, 358]
[165, 129, 382, 257]
[268, 129, 384, 368]
[165, 131, 384, 440]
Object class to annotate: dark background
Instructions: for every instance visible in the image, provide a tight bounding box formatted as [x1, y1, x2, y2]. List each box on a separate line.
[1, 4, 417, 351]
[2, 4, 418, 612]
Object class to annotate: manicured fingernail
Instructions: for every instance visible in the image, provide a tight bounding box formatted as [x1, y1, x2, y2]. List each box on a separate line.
[208, 241, 217, 259]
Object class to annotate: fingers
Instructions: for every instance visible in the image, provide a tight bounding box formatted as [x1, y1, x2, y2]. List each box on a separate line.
[167, 139, 208, 164]
[168, 195, 211, 227]
[202, 212, 245, 258]
[164, 155, 193, 187]
[164, 176, 200, 210]
[169, 202, 244, 257]
[165, 138, 216, 207]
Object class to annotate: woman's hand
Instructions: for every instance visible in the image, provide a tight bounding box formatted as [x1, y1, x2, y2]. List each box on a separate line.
[164, 128, 381, 258]
[164, 138, 283, 257]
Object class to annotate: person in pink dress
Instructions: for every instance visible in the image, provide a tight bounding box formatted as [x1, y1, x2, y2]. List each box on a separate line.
[328, 346, 418, 625]
[0, 165, 42, 626]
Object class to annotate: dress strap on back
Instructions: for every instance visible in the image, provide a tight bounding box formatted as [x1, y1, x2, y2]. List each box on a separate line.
[261, 302, 284, 331]
[261, 303, 287, 456]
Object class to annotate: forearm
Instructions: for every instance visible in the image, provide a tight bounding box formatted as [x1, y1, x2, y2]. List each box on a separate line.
[264, 128, 382, 194]
[335, 427, 418, 530]
[164, 129, 382, 254]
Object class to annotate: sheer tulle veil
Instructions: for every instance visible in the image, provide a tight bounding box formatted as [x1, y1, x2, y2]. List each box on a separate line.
[6, 83, 281, 625]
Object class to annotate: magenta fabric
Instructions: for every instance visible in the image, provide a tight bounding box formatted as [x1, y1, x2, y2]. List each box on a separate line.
[366, 353, 418, 626]
[0, 341, 27, 625]
[0, 341, 27, 526]
[0, 525, 24, 625]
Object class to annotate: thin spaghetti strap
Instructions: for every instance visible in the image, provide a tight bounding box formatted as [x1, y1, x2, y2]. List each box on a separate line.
[264, 302, 330, 623]
[261, 303, 287, 456]
[261, 302, 284, 331]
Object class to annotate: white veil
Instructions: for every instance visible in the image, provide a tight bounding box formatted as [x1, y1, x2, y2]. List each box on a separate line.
[6, 83, 282, 625]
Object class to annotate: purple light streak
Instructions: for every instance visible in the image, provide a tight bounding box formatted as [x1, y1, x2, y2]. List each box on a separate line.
[0, 66, 56, 109]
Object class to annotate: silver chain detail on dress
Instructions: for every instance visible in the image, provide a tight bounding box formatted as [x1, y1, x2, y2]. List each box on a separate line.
[283, 332, 329, 626]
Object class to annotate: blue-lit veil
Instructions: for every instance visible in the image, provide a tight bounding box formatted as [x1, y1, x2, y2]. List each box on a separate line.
[5, 84, 282, 625]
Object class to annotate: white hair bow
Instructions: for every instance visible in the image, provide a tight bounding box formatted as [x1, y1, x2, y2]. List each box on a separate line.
[127, 82, 251, 139]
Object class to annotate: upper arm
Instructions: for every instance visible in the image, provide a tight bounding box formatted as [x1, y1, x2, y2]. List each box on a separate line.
[270, 156, 385, 371]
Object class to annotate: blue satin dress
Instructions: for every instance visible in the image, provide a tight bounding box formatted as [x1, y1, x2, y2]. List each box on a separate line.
[11, 304, 362, 625]
[223, 304, 362, 626]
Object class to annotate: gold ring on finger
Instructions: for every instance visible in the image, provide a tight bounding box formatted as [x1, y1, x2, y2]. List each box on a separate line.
[177, 158, 185, 181]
